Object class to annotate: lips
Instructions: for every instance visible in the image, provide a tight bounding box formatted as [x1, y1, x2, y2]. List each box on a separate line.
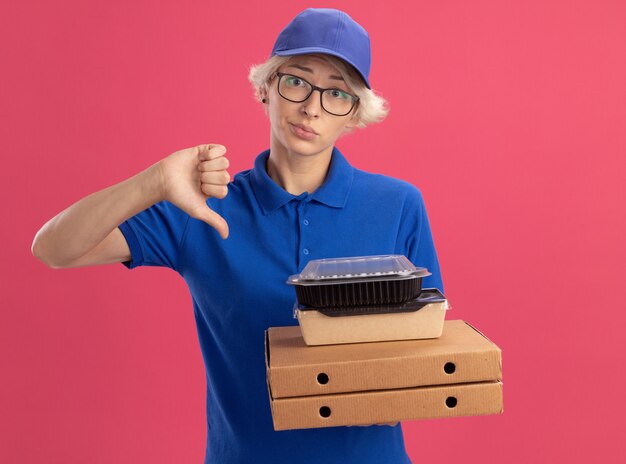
[290, 122, 318, 135]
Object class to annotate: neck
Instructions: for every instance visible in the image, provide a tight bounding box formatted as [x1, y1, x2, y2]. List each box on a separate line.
[267, 143, 333, 196]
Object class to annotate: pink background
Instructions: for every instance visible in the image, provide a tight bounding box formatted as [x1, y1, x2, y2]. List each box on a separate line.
[2, 0, 625, 462]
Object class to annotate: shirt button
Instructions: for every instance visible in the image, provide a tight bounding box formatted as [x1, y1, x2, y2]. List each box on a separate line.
[303, 248, 310, 255]
[303, 219, 310, 226]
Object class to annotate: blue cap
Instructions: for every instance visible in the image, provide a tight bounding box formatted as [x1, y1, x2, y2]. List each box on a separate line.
[271, 8, 372, 89]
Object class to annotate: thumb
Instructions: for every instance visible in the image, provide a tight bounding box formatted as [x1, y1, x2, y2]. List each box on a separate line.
[189, 204, 229, 239]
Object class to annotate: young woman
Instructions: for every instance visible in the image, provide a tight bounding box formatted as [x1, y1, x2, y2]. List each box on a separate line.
[32, 8, 443, 464]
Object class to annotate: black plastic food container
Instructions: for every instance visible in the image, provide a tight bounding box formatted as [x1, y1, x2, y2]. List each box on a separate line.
[293, 288, 446, 317]
[287, 255, 431, 308]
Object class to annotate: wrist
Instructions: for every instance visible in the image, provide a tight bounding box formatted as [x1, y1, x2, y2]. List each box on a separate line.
[138, 162, 166, 204]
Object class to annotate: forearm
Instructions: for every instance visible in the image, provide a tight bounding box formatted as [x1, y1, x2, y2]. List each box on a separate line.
[32, 163, 164, 267]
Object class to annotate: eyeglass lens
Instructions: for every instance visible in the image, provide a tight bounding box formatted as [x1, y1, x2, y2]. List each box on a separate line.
[278, 74, 356, 116]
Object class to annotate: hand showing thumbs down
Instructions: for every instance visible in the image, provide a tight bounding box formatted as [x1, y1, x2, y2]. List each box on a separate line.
[158, 144, 231, 239]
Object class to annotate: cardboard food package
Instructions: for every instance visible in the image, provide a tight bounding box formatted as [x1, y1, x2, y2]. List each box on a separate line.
[265, 320, 503, 431]
[294, 298, 449, 346]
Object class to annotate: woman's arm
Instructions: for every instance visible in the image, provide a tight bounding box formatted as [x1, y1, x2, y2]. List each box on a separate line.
[32, 144, 230, 269]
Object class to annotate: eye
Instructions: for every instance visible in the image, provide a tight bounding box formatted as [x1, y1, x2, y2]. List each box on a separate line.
[328, 89, 352, 100]
[284, 75, 307, 88]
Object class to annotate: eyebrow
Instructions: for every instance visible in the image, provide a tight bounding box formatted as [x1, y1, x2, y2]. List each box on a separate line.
[286, 64, 345, 81]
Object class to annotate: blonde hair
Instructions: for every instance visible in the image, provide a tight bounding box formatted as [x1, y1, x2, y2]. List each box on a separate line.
[248, 54, 389, 128]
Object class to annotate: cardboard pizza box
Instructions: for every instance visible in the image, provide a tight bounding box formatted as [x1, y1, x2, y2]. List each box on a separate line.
[265, 320, 503, 430]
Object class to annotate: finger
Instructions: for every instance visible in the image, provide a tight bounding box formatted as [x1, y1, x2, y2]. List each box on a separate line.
[198, 156, 229, 172]
[353, 421, 398, 427]
[201, 170, 230, 185]
[189, 204, 229, 239]
[198, 144, 227, 161]
[201, 183, 229, 199]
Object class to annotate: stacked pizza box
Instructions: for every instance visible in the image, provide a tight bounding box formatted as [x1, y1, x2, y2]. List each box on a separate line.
[265, 255, 503, 431]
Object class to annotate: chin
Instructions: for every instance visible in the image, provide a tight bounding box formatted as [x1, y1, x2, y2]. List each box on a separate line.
[276, 133, 323, 156]
[271, 125, 335, 158]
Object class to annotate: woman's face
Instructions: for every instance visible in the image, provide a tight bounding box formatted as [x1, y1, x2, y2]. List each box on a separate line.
[264, 55, 358, 158]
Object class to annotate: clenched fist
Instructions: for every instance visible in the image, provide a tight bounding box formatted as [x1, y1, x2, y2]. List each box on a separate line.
[157, 144, 230, 239]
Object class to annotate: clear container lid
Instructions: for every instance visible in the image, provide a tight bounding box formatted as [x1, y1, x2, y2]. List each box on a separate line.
[287, 254, 430, 286]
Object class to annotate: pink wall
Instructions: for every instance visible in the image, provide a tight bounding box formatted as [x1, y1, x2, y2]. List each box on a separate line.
[3, 0, 625, 462]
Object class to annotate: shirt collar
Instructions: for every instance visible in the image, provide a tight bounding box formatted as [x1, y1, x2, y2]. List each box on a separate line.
[250, 147, 354, 215]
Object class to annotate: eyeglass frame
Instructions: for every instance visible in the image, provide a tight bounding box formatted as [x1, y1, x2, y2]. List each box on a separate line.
[270, 71, 360, 117]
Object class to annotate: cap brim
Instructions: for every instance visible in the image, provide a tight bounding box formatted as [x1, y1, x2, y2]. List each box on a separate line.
[273, 47, 371, 89]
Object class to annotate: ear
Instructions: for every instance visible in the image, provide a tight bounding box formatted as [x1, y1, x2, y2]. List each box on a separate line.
[259, 87, 269, 104]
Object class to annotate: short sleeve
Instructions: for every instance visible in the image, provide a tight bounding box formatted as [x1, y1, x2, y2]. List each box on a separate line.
[118, 201, 190, 272]
[398, 189, 444, 294]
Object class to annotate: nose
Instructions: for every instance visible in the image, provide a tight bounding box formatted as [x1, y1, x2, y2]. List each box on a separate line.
[301, 89, 322, 118]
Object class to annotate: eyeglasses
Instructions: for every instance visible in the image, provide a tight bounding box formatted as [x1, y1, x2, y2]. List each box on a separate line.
[273, 72, 359, 117]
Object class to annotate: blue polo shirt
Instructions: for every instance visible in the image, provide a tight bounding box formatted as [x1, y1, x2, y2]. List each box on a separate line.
[118, 147, 443, 464]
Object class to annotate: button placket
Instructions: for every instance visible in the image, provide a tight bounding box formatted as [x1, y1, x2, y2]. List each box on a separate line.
[297, 202, 310, 259]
